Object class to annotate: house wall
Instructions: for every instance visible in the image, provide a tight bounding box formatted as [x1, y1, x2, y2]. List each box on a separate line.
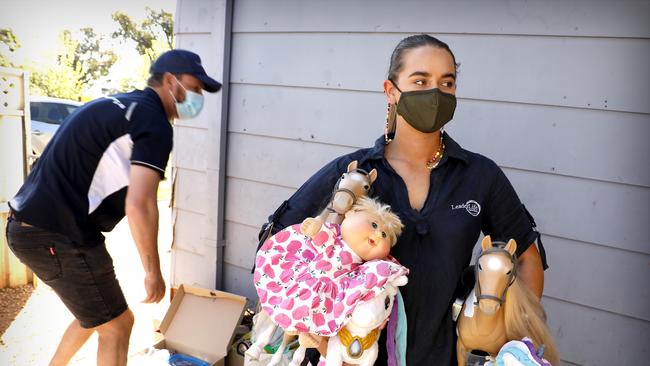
[174, 1, 650, 364]
[172, 0, 231, 289]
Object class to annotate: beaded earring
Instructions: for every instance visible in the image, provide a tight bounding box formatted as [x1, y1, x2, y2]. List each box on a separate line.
[384, 103, 396, 144]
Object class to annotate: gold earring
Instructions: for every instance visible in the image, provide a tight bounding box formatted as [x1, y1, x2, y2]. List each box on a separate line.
[384, 103, 396, 144]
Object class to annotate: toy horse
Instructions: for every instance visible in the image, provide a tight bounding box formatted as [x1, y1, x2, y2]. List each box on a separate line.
[322, 273, 407, 366]
[456, 236, 558, 366]
[298, 159, 376, 349]
[301, 160, 378, 235]
[252, 271, 408, 366]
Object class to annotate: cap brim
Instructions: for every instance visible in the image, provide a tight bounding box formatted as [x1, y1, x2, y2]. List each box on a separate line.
[196, 74, 222, 93]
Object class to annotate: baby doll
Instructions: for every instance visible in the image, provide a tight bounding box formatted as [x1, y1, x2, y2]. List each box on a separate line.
[248, 197, 408, 364]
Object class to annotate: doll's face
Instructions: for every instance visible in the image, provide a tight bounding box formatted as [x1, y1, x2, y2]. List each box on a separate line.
[340, 210, 392, 261]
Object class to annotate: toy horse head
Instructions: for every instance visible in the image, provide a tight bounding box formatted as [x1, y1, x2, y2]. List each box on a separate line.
[331, 160, 378, 215]
[474, 236, 517, 316]
[348, 274, 407, 330]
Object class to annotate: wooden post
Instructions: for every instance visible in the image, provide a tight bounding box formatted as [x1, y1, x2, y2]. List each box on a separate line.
[0, 66, 34, 288]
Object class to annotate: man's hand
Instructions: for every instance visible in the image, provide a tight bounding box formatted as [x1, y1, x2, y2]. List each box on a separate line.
[143, 271, 166, 303]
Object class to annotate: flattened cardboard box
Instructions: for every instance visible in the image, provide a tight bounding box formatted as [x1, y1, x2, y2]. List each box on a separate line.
[145, 284, 247, 366]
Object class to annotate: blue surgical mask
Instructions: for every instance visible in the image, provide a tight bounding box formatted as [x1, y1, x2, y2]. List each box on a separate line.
[170, 78, 204, 119]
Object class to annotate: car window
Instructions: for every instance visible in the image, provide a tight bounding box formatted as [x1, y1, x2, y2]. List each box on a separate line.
[61, 104, 78, 117]
[30, 102, 79, 125]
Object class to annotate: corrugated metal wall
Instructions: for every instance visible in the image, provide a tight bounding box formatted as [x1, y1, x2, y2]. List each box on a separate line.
[175, 1, 650, 364]
[172, 0, 230, 289]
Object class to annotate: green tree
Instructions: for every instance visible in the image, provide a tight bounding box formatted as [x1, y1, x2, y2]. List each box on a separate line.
[112, 7, 174, 63]
[0, 28, 21, 67]
[30, 28, 117, 101]
[143, 7, 174, 50]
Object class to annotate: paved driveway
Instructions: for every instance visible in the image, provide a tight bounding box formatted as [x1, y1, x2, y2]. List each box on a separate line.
[0, 200, 173, 365]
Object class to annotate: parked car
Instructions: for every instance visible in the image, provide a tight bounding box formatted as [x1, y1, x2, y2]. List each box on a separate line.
[29, 96, 82, 157]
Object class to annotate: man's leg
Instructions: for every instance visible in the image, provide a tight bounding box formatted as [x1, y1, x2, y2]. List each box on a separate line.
[7, 223, 131, 366]
[49, 319, 94, 366]
[95, 309, 135, 366]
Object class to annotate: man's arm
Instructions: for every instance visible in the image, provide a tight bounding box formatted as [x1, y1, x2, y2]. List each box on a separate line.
[125, 165, 165, 303]
[517, 242, 545, 298]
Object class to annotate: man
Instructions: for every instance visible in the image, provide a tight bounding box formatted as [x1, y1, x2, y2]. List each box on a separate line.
[6, 49, 221, 366]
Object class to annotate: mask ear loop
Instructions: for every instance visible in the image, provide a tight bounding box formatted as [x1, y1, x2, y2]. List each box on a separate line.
[169, 76, 187, 104]
[168, 81, 178, 103]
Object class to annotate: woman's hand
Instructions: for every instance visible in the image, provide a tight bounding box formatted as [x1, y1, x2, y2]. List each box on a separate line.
[300, 217, 323, 238]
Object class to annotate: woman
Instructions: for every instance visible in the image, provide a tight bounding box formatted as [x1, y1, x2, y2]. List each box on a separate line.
[260, 34, 547, 365]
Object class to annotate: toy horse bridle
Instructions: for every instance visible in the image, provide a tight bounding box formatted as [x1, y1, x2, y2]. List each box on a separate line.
[325, 168, 372, 214]
[473, 244, 518, 305]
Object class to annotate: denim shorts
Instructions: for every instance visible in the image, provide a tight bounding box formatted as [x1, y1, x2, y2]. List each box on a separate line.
[5, 217, 128, 328]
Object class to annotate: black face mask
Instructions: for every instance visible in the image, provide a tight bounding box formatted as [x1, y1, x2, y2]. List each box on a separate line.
[391, 80, 457, 133]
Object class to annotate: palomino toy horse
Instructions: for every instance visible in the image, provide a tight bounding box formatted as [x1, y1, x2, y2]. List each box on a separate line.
[456, 236, 558, 366]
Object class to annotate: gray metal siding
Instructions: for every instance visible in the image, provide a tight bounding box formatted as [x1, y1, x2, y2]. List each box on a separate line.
[212, 1, 650, 364]
[173, 0, 231, 289]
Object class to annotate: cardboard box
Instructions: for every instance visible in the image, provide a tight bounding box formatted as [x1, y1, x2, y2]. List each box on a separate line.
[135, 284, 248, 366]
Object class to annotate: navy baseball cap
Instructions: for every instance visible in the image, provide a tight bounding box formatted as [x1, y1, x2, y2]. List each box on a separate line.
[150, 49, 221, 93]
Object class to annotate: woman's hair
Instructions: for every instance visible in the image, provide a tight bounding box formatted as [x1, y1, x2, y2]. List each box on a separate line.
[350, 197, 404, 247]
[387, 34, 459, 81]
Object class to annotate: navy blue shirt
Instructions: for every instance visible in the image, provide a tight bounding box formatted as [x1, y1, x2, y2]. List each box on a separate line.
[268, 132, 544, 365]
[9, 88, 172, 246]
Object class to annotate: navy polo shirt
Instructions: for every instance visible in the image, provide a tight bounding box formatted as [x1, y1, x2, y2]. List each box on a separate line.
[267, 132, 545, 365]
[9, 88, 172, 246]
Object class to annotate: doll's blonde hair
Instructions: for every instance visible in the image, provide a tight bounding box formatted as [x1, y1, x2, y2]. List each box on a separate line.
[350, 197, 404, 247]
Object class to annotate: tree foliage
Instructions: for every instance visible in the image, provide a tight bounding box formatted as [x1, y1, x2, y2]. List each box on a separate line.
[112, 7, 174, 63]
[143, 7, 174, 50]
[2, 7, 173, 99]
[30, 29, 117, 101]
[0, 28, 21, 67]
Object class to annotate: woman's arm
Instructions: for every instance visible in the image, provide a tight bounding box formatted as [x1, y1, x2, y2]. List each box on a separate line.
[517, 243, 544, 298]
[482, 161, 548, 298]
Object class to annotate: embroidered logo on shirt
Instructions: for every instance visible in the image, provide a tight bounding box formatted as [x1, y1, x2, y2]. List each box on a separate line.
[451, 200, 481, 216]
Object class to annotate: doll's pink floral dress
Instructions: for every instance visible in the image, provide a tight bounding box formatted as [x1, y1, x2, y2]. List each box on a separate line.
[254, 222, 408, 336]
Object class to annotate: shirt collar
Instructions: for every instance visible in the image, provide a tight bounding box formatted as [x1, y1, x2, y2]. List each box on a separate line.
[144, 87, 172, 124]
[364, 131, 468, 164]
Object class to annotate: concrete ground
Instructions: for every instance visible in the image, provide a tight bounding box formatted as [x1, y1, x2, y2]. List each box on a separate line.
[0, 199, 173, 365]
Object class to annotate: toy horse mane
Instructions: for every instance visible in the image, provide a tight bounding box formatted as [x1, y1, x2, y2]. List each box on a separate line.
[503, 275, 559, 364]
[484, 239, 559, 365]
